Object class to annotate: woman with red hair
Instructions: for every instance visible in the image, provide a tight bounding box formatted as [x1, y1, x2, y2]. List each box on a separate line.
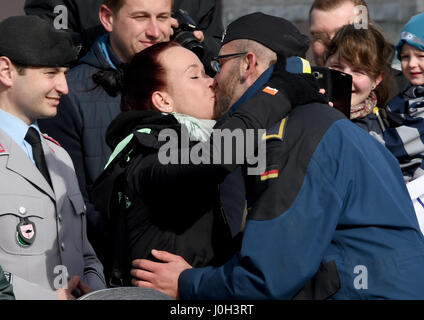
[93, 41, 234, 286]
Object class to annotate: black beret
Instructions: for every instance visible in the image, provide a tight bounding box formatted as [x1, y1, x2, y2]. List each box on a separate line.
[221, 12, 310, 58]
[0, 15, 78, 67]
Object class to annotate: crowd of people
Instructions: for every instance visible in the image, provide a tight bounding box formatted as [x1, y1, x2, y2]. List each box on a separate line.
[0, 0, 424, 300]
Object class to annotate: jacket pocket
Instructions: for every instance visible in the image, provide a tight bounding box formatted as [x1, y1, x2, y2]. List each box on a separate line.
[0, 195, 48, 255]
[68, 193, 86, 216]
[66, 193, 86, 253]
[293, 260, 341, 300]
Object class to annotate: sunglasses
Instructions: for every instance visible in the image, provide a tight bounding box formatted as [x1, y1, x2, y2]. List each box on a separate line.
[210, 52, 247, 73]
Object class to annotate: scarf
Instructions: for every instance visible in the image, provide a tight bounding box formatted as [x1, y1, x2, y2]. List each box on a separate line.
[403, 85, 424, 116]
[350, 91, 378, 120]
[169, 113, 216, 142]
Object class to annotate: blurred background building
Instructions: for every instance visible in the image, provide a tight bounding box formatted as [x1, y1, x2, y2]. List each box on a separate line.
[223, 0, 423, 65]
[1, 0, 423, 63]
[223, 0, 423, 46]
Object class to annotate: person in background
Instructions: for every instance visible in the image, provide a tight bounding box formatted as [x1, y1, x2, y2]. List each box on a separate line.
[0, 15, 105, 299]
[24, 0, 223, 74]
[382, 12, 424, 183]
[374, 12, 424, 235]
[309, 0, 367, 67]
[309, 0, 407, 96]
[324, 23, 394, 135]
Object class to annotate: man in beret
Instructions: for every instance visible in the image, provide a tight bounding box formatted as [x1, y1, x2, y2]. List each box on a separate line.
[0, 15, 105, 300]
[130, 12, 424, 299]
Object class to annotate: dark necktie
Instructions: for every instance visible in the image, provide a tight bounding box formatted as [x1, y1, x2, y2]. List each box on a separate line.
[25, 127, 52, 188]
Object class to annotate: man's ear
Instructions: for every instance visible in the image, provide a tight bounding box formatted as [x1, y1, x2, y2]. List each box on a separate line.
[99, 4, 114, 32]
[240, 52, 257, 81]
[151, 91, 174, 113]
[0, 57, 15, 88]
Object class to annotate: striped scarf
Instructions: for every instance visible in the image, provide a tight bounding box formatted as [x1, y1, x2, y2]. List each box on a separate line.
[403, 85, 424, 115]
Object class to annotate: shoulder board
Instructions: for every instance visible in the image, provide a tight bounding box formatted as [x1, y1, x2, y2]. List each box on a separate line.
[263, 118, 287, 141]
[41, 134, 61, 147]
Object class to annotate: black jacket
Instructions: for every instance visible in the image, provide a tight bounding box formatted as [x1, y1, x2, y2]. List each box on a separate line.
[24, 0, 105, 59]
[92, 110, 234, 285]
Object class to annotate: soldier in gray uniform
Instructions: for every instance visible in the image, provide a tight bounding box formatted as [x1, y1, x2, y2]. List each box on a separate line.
[0, 15, 106, 299]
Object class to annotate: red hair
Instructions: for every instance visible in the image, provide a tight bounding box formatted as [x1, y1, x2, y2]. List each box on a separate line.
[121, 41, 181, 112]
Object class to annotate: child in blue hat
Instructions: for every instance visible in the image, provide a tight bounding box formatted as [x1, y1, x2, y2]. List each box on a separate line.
[396, 12, 424, 86]
[380, 12, 424, 234]
[381, 13, 424, 183]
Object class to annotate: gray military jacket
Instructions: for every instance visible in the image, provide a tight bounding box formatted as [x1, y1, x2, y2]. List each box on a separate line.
[0, 129, 106, 299]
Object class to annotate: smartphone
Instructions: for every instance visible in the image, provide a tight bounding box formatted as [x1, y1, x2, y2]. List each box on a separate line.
[311, 67, 352, 118]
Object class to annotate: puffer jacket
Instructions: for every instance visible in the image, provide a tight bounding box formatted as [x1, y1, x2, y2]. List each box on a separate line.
[92, 110, 235, 286]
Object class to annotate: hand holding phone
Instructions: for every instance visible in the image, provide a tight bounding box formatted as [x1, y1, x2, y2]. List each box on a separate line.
[311, 67, 352, 118]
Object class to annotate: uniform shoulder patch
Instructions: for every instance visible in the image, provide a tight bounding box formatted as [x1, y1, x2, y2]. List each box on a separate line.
[0, 143, 5, 153]
[263, 118, 287, 141]
[41, 134, 61, 147]
[262, 86, 279, 96]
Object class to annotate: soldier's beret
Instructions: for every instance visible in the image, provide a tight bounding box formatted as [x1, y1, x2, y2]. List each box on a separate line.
[221, 12, 310, 58]
[0, 15, 78, 67]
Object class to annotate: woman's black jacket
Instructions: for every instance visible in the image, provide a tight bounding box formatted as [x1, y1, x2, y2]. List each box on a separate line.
[92, 110, 234, 286]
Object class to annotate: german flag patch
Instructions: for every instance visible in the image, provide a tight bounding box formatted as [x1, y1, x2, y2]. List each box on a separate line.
[260, 169, 279, 181]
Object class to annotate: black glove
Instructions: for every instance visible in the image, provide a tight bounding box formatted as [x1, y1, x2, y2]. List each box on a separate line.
[267, 54, 328, 106]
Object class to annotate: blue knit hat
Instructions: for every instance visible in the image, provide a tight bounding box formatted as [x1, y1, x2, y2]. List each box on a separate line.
[395, 13, 424, 60]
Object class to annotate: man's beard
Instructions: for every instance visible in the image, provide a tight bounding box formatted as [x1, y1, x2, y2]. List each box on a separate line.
[213, 68, 241, 119]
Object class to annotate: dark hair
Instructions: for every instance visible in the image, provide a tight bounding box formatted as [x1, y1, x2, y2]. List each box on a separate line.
[12, 61, 26, 75]
[325, 23, 395, 108]
[103, 0, 174, 14]
[309, 0, 369, 20]
[102, 0, 126, 14]
[121, 41, 181, 112]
